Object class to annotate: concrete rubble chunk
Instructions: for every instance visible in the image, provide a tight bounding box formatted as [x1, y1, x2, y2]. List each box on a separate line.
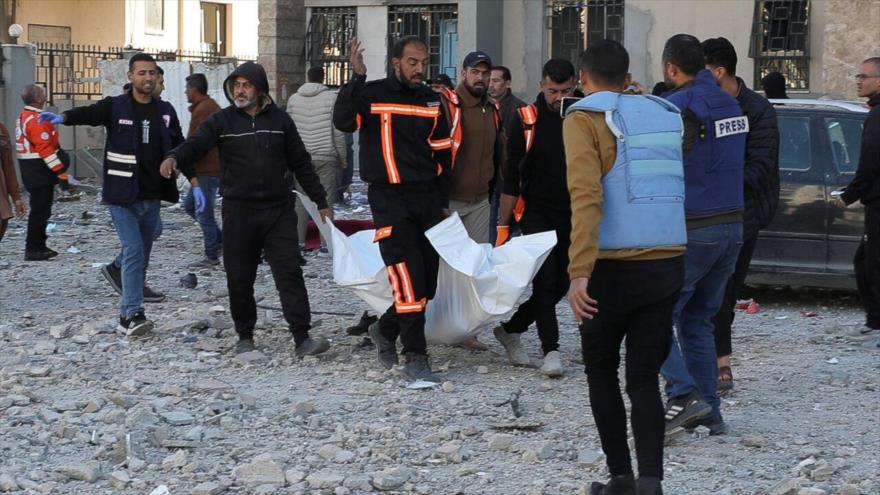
[160, 410, 195, 426]
[741, 434, 768, 448]
[291, 401, 316, 417]
[285, 468, 307, 484]
[194, 378, 233, 391]
[577, 449, 605, 467]
[0, 473, 19, 492]
[765, 478, 805, 495]
[372, 466, 414, 491]
[59, 461, 101, 482]
[149, 486, 171, 495]
[192, 481, 224, 495]
[49, 324, 72, 339]
[487, 433, 515, 451]
[162, 450, 188, 470]
[233, 350, 267, 365]
[837, 484, 860, 495]
[232, 453, 285, 486]
[109, 470, 130, 488]
[306, 469, 345, 489]
[798, 488, 827, 495]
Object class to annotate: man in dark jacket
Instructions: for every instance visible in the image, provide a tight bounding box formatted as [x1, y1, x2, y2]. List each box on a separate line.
[488, 65, 526, 244]
[702, 38, 780, 390]
[333, 36, 453, 382]
[494, 59, 577, 378]
[39, 53, 183, 336]
[183, 73, 223, 268]
[833, 56, 880, 345]
[160, 61, 332, 358]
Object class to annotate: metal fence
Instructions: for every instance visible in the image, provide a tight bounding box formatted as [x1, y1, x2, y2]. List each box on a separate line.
[34, 43, 255, 103]
[387, 4, 458, 81]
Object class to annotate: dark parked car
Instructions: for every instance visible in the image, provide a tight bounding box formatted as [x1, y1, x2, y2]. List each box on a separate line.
[748, 99, 870, 289]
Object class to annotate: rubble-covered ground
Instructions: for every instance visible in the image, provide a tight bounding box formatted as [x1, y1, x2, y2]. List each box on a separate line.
[0, 184, 878, 495]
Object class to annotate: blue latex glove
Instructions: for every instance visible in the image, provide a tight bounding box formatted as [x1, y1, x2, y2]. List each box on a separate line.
[192, 186, 206, 214]
[37, 111, 65, 125]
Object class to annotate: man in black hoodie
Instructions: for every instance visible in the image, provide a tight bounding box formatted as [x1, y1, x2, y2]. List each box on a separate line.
[494, 59, 578, 377]
[834, 57, 880, 345]
[160, 61, 332, 358]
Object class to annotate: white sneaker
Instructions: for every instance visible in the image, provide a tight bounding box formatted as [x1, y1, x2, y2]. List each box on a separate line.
[540, 350, 564, 377]
[492, 327, 532, 366]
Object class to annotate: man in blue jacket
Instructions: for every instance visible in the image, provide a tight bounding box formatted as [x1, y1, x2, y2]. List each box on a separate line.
[40, 53, 183, 336]
[658, 34, 747, 436]
[160, 62, 332, 358]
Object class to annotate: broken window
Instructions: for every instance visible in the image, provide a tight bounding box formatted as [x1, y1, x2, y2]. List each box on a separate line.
[750, 0, 810, 91]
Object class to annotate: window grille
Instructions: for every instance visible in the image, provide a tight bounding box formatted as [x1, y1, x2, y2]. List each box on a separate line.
[306, 7, 357, 88]
[546, 0, 624, 65]
[750, 0, 810, 91]
[387, 4, 458, 81]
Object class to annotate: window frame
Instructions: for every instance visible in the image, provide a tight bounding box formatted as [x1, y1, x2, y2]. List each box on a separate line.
[750, 0, 811, 92]
[776, 114, 813, 172]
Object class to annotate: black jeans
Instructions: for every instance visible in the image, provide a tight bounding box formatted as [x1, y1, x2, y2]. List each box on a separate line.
[369, 183, 443, 356]
[26, 185, 54, 252]
[712, 234, 758, 357]
[855, 204, 880, 329]
[222, 200, 312, 344]
[580, 256, 684, 479]
[502, 208, 571, 354]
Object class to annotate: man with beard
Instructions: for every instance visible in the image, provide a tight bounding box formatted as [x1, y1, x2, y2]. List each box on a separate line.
[487, 65, 526, 244]
[494, 59, 578, 377]
[440, 51, 500, 244]
[160, 61, 332, 358]
[38, 53, 184, 335]
[333, 36, 453, 381]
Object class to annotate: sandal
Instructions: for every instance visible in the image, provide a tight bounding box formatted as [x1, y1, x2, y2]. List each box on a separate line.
[718, 366, 734, 392]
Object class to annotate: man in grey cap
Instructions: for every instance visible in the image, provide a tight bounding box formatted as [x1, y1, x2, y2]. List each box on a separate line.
[437, 51, 501, 245]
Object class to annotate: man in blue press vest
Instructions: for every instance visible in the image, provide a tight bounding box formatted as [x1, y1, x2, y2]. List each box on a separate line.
[39, 53, 187, 336]
[658, 34, 747, 436]
[565, 39, 686, 495]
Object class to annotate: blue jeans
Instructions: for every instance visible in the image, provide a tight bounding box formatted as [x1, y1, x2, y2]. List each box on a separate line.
[113, 215, 162, 268]
[109, 200, 161, 319]
[183, 175, 222, 259]
[661, 222, 743, 418]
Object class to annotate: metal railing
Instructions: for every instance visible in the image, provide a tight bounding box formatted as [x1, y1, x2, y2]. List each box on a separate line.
[34, 43, 255, 103]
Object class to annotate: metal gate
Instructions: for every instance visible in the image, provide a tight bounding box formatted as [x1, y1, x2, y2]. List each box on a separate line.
[547, 0, 624, 65]
[306, 7, 358, 87]
[750, 0, 810, 91]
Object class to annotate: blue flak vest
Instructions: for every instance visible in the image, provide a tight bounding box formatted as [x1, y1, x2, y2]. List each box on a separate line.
[664, 69, 747, 218]
[566, 91, 687, 250]
[103, 95, 173, 205]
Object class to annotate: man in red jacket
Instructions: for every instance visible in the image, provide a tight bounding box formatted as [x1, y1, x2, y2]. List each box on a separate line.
[15, 84, 70, 261]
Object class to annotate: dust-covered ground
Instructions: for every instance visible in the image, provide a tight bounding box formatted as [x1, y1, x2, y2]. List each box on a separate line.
[0, 184, 877, 495]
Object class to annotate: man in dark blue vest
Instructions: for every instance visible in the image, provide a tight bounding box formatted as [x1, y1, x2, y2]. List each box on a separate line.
[40, 53, 186, 336]
[658, 34, 747, 436]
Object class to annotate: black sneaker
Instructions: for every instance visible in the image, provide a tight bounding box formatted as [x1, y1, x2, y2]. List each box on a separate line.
[101, 263, 123, 294]
[589, 474, 636, 495]
[664, 391, 712, 433]
[346, 311, 378, 336]
[294, 337, 330, 357]
[401, 353, 440, 383]
[368, 322, 398, 369]
[25, 248, 58, 261]
[143, 285, 166, 303]
[684, 415, 729, 436]
[637, 476, 663, 495]
[118, 312, 153, 337]
[234, 338, 255, 354]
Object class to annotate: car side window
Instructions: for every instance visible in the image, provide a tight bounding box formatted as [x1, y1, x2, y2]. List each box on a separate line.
[825, 118, 863, 174]
[777, 116, 812, 171]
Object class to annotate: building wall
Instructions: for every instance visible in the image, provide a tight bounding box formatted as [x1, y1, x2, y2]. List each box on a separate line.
[820, 0, 880, 100]
[13, 0, 126, 46]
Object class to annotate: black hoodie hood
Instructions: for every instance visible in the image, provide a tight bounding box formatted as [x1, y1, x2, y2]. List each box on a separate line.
[224, 61, 272, 105]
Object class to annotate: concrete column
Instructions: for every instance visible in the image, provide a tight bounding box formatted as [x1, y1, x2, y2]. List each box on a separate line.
[2, 44, 36, 138]
[457, 0, 505, 66]
[258, 0, 307, 105]
[500, 0, 545, 100]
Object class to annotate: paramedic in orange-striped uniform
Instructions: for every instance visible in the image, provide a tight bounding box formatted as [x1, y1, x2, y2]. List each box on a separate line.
[333, 36, 453, 382]
[15, 84, 71, 261]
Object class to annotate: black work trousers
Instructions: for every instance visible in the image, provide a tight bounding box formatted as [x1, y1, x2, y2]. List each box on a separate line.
[369, 183, 443, 356]
[580, 256, 684, 479]
[25, 185, 54, 252]
[222, 200, 312, 344]
[502, 207, 571, 354]
[855, 204, 880, 329]
[712, 234, 758, 357]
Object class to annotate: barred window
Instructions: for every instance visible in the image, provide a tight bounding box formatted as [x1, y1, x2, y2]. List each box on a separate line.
[306, 7, 357, 88]
[750, 0, 810, 91]
[547, 0, 624, 65]
[387, 4, 458, 81]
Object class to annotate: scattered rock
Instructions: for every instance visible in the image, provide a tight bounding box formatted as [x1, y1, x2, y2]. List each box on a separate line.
[162, 450, 188, 470]
[798, 488, 827, 495]
[49, 324, 71, 339]
[285, 468, 307, 484]
[193, 378, 233, 391]
[59, 462, 101, 482]
[149, 486, 171, 495]
[372, 466, 414, 491]
[476, 366, 489, 374]
[291, 401, 315, 417]
[232, 453, 285, 486]
[0, 473, 19, 492]
[192, 481, 224, 495]
[741, 434, 768, 448]
[234, 350, 267, 365]
[306, 469, 345, 489]
[766, 478, 805, 495]
[577, 449, 605, 468]
[837, 484, 860, 495]
[160, 410, 195, 426]
[488, 433, 515, 451]
[109, 470, 130, 488]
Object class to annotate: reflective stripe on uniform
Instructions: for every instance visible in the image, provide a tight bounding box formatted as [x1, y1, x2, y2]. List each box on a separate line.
[106, 151, 137, 164]
[107, 169, 134, 178]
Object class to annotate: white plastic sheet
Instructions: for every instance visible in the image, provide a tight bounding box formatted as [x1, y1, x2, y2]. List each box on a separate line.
[295, 192, 557, 344]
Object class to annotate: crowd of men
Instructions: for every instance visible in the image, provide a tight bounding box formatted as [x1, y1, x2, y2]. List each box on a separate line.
[0, 33, 878, 495]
